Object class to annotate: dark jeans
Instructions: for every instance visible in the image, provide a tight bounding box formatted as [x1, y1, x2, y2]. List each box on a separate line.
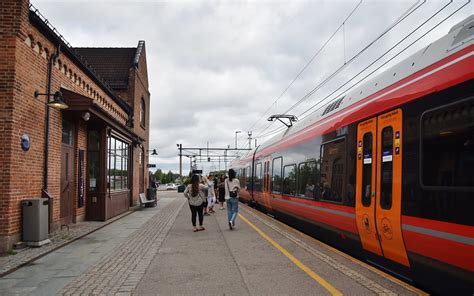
[189, 204, 204, 226]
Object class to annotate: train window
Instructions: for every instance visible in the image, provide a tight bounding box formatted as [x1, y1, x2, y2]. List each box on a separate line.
[255, 163, 262, 192]
[320, 138, 345, 202]
[380, 127, 393, 210]
[283, 164, 296, 196]
[421, 98, 474, 189]
[272, 157, 283, 194]
[297, 161, 320, 199]
[361, 133, 373, 207]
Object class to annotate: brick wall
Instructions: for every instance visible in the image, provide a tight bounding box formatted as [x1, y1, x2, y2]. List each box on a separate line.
[0, 0, 142, 251]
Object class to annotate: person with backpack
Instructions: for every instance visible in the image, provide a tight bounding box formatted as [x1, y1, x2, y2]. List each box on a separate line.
[225, 169, 240, 230]
[184, 174, 207, 232]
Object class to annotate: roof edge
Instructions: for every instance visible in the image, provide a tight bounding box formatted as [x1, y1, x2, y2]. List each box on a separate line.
[133, 40, 145, 68]
[28, 4, 132, 115]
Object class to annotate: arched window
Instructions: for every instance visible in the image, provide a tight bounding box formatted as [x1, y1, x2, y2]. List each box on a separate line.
[140, 98, 145, 128]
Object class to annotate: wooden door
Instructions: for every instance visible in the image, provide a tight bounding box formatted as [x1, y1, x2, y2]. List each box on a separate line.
[139, 148, 144, 194]
[355, 109, 409, 266]
[60, 119, 74, 225]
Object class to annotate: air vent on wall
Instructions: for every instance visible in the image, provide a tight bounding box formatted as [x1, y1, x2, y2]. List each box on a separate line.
[322, 96, 344, 116]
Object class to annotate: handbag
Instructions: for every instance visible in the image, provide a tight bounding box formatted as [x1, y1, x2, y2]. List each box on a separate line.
[188, 189, 204, 206]
[226, 180, 238, 198]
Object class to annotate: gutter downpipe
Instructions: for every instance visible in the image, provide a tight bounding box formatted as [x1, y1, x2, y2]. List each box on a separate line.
[42, 44, 60, 233]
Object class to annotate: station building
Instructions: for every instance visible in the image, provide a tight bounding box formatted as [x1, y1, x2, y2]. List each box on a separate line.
[0, 0, 151, 252]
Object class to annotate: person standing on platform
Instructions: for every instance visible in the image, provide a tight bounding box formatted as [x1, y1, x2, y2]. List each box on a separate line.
[184, 174, 206, 232]
[225, 169, 240, 230]
[218, 175, 226, 210]
[200, 175, 210, 216]
[207, 174, 216, 213]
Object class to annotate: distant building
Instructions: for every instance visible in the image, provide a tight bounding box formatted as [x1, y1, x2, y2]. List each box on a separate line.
[0, 0, 151, 252]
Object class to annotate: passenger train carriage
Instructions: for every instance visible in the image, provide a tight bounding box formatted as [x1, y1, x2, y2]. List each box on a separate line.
[230, 16, 473, 295]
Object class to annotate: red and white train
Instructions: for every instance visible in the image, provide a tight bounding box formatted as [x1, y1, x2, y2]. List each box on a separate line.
[230, 16, 473, 295]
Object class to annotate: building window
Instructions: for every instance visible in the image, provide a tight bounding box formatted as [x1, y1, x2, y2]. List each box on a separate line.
[62, 119, 73, 145]
[88, 131, 100, 192]
[140, 98, 145, 128]
[107, 136, 129, 191]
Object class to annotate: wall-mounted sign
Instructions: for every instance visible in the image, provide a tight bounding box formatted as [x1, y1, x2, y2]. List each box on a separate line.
[147, 164, 156, 168]
[21, 134, 30, 152]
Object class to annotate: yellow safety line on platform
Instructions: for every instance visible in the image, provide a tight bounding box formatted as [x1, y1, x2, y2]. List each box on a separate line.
[241, 205, 428, 296]
[239, 214, 343, 296]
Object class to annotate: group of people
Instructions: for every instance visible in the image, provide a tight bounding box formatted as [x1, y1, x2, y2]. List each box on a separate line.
[183, 169, 240, 232]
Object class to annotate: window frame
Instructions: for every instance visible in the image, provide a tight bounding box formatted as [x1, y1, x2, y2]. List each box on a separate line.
[282, 164, 297, 196]
[319, 136, 346, 203]
[271, 157, 283, 194]
[140, 97, 146, 129]
[296, 160, 319, 200]
[107, 135, 130, 192]
[255, 162, 262, 192]
[419, 96, 474, 192]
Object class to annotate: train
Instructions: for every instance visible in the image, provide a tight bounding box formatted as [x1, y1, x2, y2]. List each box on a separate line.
[230, 16, 473, 295]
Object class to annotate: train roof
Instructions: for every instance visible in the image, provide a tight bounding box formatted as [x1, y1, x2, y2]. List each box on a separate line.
[232, 16, 473, 165]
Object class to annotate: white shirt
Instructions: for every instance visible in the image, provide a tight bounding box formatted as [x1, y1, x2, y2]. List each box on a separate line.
[207, 180, 216, 198]
[224, 178, 240, 200]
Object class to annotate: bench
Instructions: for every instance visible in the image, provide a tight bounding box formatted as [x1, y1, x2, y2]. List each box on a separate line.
[139, 193, 156, 208]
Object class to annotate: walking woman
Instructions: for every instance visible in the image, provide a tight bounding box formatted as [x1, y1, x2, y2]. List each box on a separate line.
[218, 175, 226, 210]
[184, 174, 206, 232]
[225, 169, 240, 230]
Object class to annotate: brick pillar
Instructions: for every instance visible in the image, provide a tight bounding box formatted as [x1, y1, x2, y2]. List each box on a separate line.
[0, 0, 31, 252]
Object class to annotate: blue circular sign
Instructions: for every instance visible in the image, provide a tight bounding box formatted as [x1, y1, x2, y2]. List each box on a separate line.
[21, 134, 30, 152]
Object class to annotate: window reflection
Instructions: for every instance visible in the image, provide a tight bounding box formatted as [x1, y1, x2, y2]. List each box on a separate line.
[297, 161, 320, 199]
[107, 136, 129, 191]
[283, 164, 296, 196]
[272, 157, 282, 193]
[320, 138, 346, 202]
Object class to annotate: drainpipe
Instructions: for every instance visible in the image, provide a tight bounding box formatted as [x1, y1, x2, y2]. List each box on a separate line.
[42, 44, 60, 232]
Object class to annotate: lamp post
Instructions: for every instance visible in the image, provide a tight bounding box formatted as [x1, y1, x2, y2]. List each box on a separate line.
[177, 144, 182, 181]
[34, 90, 69, 190]
[235, 130, 241, 149]
[34, 89, 68, 234]
[247, 131, 252, 149]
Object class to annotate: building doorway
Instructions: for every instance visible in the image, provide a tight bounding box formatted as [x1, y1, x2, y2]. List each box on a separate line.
[139, 148, 144, 194]
[60, 119, 74, 225]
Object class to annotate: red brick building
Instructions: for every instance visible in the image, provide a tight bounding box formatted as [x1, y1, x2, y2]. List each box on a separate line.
[0, 1, 151, 252]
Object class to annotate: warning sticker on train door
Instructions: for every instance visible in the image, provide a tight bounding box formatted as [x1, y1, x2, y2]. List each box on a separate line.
[382, 150, 393, 162]
[363, 153, 372, 164]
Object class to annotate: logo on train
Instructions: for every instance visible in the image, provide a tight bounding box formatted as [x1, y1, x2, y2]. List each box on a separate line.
[363, 214, 371, 234]
[381, 217, 393, 240]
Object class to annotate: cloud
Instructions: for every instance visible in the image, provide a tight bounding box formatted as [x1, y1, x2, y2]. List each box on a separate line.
[33, 0, 472, 174]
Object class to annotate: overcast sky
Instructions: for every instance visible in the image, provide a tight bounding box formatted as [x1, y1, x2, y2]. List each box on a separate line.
[32, 0, 471, 176]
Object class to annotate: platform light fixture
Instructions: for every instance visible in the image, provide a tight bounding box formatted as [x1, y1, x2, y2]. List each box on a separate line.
[148, 149, 158, 155]
[34, 90, 69, 109]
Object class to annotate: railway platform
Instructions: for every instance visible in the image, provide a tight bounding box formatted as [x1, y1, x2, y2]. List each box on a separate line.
[0, 192, 428, 295]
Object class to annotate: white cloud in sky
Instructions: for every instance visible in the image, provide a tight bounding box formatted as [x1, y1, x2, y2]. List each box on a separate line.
[32, 0, 472, 174]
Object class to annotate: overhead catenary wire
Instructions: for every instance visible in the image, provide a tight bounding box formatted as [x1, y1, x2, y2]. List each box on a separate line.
[247, 0, 467, 145]
[297, 0, 458, 120]
[245, 0, 364, 135]
[251, 0, 426, 140]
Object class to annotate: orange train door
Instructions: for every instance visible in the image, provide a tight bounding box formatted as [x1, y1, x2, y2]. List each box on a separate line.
[355, 109, 409, 267]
